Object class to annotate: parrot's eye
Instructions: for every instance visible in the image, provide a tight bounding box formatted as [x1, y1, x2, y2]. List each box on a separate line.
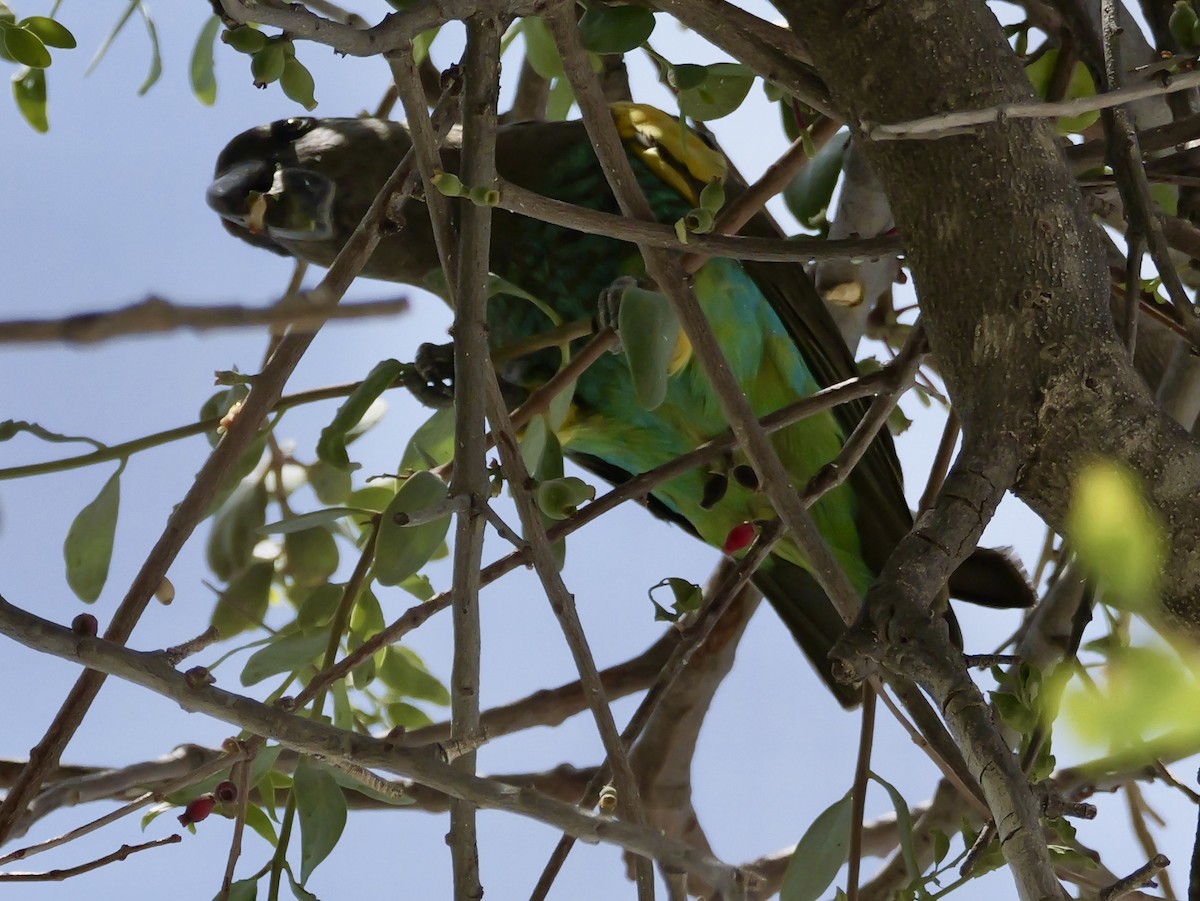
[272, 117, 317, 142]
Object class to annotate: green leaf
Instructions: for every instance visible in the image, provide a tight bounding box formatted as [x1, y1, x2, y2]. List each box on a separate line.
[207, 480, 269, 582]
[219, 878, 259, 901]
[374, 471, 451, 586]
[1024, 48, 1099, 134]
[4, 26, 50, 67]
[241, 632, 329, 686]
[534, 476, 595, 520]
[520, 413, 548, 474]
[1067, 460, 1165, 608]
[318, 359, 404, 469]
[677, 62, 754, 121]
[286, 869, 319, 901]
[780, 791, 853, 901]
[379, 646, 450, 705]
[400, 407, 456, 471]
[522, 16, 563, 79]
[211, 561, 274, 638]
[618, 285, 680, 410]
[243, 804, 277, 846]
[20, 16, 75, 49]
[307, 461, 353, 505]
[1064, 643, 1200, 751]
[0, 419, 103, 448]
[64, 469, 121, 603]
[190, 15, 220, 106]
[283, 527, 340, 588]
[280, 55, 317, 111]
[869, 772, 919, 882]
[546, 75, 575, 121]
[261, 508, 367, 534]
[297, 583, 343, 629]
[294, 760, 347, 883]
[134, 2, 161, 94]
[12, 65, 48, 133]
[648, 577, 703, 621]
[350, 587, 385, 638]
[388, 701, 433, 729]
[578, 5, 655, 54]
[783, 130, 850, 229]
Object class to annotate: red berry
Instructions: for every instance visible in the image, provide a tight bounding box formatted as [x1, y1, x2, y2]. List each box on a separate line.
[178, 794, 217, 826]
[215, 780, 238, 803]
[722, 522, 757, 554]
[71, 613, 98, 637]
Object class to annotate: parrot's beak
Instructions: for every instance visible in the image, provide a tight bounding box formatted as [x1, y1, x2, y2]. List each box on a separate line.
[207, 160, 336, 242]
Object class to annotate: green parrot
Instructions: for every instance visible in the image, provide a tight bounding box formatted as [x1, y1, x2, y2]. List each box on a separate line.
[208, 105, 1031, 705]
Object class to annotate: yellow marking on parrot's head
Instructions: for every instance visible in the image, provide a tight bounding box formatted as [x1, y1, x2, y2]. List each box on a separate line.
[610, 103, 727, 205]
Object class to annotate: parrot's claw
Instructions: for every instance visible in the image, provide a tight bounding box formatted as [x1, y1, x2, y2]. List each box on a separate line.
[596, 275, 644, 354]
[402, 341, 456, 409]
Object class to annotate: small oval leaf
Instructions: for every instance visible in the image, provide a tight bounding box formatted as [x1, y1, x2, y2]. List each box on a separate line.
[5, 25, 50, 67]
[678, 62, 754, 121]
[578, 5, 655, 54]
[19, 16, 75, 49]
[211, 561, 274, 638]
[618, 286, 680, 410]
[374, 472, 450, 586]
[284, 527, 339, 588]
[11, 66, 48, 132]
[64, 470, 121, 603]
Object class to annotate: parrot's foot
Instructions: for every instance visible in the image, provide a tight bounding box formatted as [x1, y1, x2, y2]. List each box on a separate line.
[595, 275, 648, 354]
[402, 341, 456, 409]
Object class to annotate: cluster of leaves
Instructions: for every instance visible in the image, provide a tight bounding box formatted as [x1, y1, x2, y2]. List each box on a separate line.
[191, 20, 317, 111]
[0, 2, 75, 132]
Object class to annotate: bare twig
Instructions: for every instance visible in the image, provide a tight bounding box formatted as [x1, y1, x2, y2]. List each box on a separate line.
[862, 67, 1200, 141]
[0, 296, 410, 345]
[1098, 853, 1169, 901]
[0, 746, 243, 860]
[0, 835, 182, 882]
[846, 689, 877, 901]
[497, 179, 903, 264]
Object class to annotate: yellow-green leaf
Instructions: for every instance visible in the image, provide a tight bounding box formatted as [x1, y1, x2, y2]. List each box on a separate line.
[12, 66, 47, 132]
[64, 469, 121, 603]
[618, 285, 680, 410]
[1067, 460, 1164, 608]
[189, 14, 220, 106]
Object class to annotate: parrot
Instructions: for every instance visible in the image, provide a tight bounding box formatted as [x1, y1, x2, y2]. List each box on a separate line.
[208, 105, 1031, 705]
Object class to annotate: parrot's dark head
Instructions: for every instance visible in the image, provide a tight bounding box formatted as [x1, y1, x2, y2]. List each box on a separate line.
[208, 116, 445, 286]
